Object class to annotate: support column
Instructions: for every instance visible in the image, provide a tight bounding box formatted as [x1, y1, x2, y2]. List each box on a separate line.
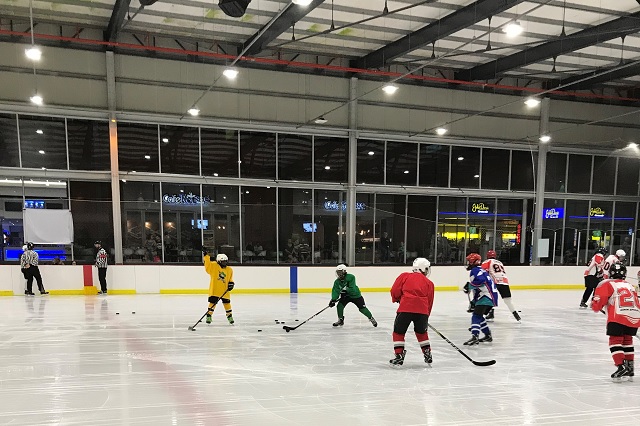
[106, 51, 123, 264]
[346, 77, 358, 266]
[532, 97, 550, 265]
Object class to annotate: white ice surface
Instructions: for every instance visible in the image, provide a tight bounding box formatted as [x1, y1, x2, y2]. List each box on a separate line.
[1, 291, 639, 425]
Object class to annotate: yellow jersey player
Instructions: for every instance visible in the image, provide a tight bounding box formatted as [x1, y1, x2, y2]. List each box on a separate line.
[203, 250, 235, 325]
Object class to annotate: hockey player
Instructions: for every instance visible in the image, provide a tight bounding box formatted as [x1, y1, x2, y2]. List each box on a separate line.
[581, 247, 606, 308]
[94, 241, 109, 295]
[482, 250, 521, 322]
[203, 249, 235, 325]
[389, 258, 435, 367]
[591, 263, 639, 382]
[602, 249, 626, 280]
[463, 253, 498, 346]
[329, 264, 377, 327]
[21, 242, 48, 295]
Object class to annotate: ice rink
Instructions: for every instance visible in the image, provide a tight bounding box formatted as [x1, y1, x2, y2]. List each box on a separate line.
[1, 290, 639, 425]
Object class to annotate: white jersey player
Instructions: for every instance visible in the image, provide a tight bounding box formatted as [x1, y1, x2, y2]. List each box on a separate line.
[481, 250, 521, 322]
[602, 250, 626, 280]
[580, 247, 606, 308]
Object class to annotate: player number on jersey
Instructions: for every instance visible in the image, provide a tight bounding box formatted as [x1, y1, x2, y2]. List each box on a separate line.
[617, 287, 640, 309]
[492, 264, 505, 274]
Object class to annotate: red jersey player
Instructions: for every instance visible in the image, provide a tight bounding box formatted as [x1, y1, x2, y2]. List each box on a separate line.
[481, 250, 521, 322]
[389, 258, 435, 367]
[581, 247, 606, 308]
[602, 249, 626, 280]
[591, 263, 639, 381]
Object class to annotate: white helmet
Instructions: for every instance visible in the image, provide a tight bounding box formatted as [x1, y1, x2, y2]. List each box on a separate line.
[216, 253, 228, 262]
[616, 249, 626, 259]
[336, 264, 348, 277]
[412, 257, 431, 276]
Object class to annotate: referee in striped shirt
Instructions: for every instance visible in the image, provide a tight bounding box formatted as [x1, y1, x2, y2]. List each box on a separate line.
[95, 241, 108, 295]
[21, 242, 48, 295]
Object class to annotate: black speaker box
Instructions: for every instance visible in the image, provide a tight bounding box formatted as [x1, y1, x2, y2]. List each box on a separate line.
[219, 0, 252, 18]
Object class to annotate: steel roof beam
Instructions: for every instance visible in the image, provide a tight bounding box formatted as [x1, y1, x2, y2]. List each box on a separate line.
[457, 11, 640, 81]
[547, 60, 640, 90]
[351, 0, 526, 69]
[242, 0, 326, 56]
[105, 0, 131, 42]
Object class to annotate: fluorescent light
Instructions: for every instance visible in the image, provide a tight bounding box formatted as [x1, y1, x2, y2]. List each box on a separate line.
[368, 151, 375, 156]
[0, 179, 66, 188]
[539, 135, 551, 143]
[245, 191, 250, 194]
[162, 138, 169, 143]
[315, 117, 327, 124]
[223, 68, 239, 79]
[524, 98, 541, 108]
[325, 166, 331, 170]
[25, 46, 42, 61]
[213, 173, 219, 177]
[474, 174, 480, 178]
[436, 128, 448, 136]
[144, 155, 151, 159]
[36, 129, 43, 135]
[403, 170, 409, 174]
[30, 94, 43, 105]
[121, 179, 127, 183]
[382, 84, 398, 94]
[628, 142, 638, 149]
[457, 156, 464, 161]
[504, 22, 524, 37]
[292, 0, 313, 5]
[38, 150, 45, 154]
[188, 107, 200, 116]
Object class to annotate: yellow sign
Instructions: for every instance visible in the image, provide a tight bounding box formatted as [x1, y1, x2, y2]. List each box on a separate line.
[471, 203, 490, 214]
[590, 207, 605, 218]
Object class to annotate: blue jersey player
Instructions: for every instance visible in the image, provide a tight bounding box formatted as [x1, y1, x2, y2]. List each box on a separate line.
[463, 253, 498, 346]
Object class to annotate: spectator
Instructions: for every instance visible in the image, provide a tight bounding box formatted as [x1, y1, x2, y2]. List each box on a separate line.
[380, 232, 391, 262]
[51, 257, 65, 265]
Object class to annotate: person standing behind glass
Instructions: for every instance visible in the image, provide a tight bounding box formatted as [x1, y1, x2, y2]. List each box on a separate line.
[380, 232, 391, 262]
[94, 241, 109, 295]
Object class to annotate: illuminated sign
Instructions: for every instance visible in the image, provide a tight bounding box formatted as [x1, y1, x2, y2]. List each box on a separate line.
[162, 193, 211, 206]
[516, 223, 522, 244]
[590, 207, 605, 218]
[543, 208, 564, 219]
[470, 203, 490, 214]
[24, 200, 45, 209]
[191, 219, 209, 230]
[323, 201, 367, 211]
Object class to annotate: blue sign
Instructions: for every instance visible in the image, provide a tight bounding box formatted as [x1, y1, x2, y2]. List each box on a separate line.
[24, 200, 45, 209]
[543, 208, 564, 219]
[323, 201, 367, 211]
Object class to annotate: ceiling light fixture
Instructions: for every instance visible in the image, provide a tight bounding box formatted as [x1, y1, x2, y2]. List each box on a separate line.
[474, 174, 480, 178]
[25, 46, 42, 61]
[315, 117, 328, 124]
[213, 173, 219, 177]
[524, 98, 541, 108]
[292, 0, 313, 5]
[436, 128, 448, 136]
[188, 107, 200, 116]
[325, 166, 331, 170]
[368, 151, 375, 156]
[539, 135, 551, 143]
[457, 156, 464, 161]
[382, 84, 398, 94]
[162, 138, 169, 143]
[403, 170, 409, 174]
[223, 68, 239, 79]
[144, 155, 151, 159]
[30, 94, 43, 105]
[504, 21, 524, 37]
[38, 150, 45, 154]
[628, 142, 638, 149]
[36, 129, 43, 135]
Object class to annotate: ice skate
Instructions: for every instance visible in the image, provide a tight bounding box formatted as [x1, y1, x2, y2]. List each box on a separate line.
[25, 291, 35, 296]
[579, 302, 588, 309]
[463, 335, 479, 346]
[389, 350, 406, 367]
[369, 317, 378, 327]
[423, 346, 432, 364]
[512, 311, 521, 322]
[205, 314, 212, 324]
[624, 360, 634, 381]
[478, 334, 493, 343]
[332, 318, 344, 327]
[485, 309, 495, 321]
[40, 291, 49, 295]
[227, 314, 234, 325]
[611, 364, 629, 382]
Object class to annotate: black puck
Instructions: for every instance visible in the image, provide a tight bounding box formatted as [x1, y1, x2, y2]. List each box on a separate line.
[258, 329, 262, 332]
[116, 312, 119, 315]
[132, 312, 135, 314]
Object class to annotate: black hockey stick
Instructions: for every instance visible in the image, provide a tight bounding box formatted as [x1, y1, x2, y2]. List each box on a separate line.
[188, 288, 230, 331]
[428, 324, 496, 367]
[283, 305, 331, 332]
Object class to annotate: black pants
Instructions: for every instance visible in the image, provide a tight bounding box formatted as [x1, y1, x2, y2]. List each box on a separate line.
[339, 295, 367, 309]
[98, 268, 108, 292]
[581, 275, 601, 304]
[393, 312, 429, 335]
[26, 266, 45, 293]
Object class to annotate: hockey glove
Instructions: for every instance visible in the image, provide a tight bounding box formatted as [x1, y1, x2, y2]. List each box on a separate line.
[227, 282, 235, 291]
[201, 246, 209, 255]
[329, 300, 337, 308]
[463, 282, 470, 294]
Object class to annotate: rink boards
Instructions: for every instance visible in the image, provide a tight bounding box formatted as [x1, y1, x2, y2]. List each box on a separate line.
[0, 264, 609, 296]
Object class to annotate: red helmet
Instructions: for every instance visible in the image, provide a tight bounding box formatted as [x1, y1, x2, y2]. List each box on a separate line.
[486, 250, 497, 259]
[466, 253, 482, 270]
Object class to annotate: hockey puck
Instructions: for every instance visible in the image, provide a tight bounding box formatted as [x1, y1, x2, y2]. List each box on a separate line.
[258, 329, 262, 332]
[295, 319, 299, 322]
[132, 312, 135, 314]
[281, 322, 285, 324]
[116, 312, 120, 315]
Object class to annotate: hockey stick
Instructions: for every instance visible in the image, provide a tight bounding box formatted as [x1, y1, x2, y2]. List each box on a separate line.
[187, 288, 230, 331]
[428, 324, 496, 367]
[283, 305, 331, 332]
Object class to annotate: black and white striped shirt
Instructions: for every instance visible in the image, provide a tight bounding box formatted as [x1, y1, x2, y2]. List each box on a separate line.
[21, 250, 39, 267]
[96, 248, 108, 268]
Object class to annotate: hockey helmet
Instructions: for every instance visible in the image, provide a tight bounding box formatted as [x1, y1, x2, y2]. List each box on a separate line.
[26, 242, 34, 250]
[336, 264, 348, 279]
[466, 253, 482, 271]
[609, 263, 627, 280]
[412, 257, 431, 276]
[596, 247, 608, 256]
[486, 250, 497, 259]
[615, 249, 626, 260]
[216, 253, 229, 267]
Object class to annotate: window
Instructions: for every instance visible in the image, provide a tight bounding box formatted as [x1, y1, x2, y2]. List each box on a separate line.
[419, 144, 449, 187]
[160, 126, 200, 175]
[201, 128, 238, 178]
[241, 186, 276, 263]
[612, 202, 636, 264]
[355, 193, 376, 264]
[437, 197, 467, 264]
[386, 141, 418, 186]
[467, 197, 495, 258]
[278, 134, 312, 181]
[118, 123, 159, 173]
[406, 196, 436, 263]
[541, 198, 565, 265]
[510, 150, 536, 191]
[567, 154, 591, 193]
[592, 156, 616, 195]
[481, 149, 509, 190]
[0, 113, 19, 167]
[19, 115, 67, 170]
[588, 201, 613, 261]
[564, 199, 590, 265]
[70, 181, 114, 263]
[121, 181, 161, 263]
[617, 157, 639, 196]
[67, 119, 110, 171]
[202, 185, 240, 262]
[314, 137, 348, 183]
[161, 183, 202, 263]
[315, 190, 346, 264]
[451, 147, 479, 188]
[545, 153, 567, 193]
[375, 194, 405, 264]
[279, 188, 312, 263]
[240, 131, 276, 179]
[496, 199, 524, 265]
[357, 139, 384, 185]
